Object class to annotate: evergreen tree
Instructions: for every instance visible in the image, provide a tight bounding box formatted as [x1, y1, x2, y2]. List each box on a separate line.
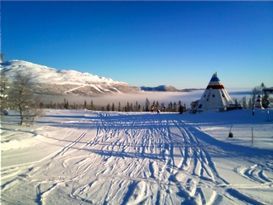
[261, 82, 265, 89]
[262, 93, 270, 108]
[90, 100, 94, 110]
[126, 102, 130, 112]
[151, 101, 156, 112]
[173, 102, 177, 112]
[145, 98, 150, 112]
[155, 101, 159, 111]
[138, 104, 141, 112]
[106, 103, 111, 111]
[161, 103, 165, 112]
[134, 101, 139, 112]
[168, 102, 173, 112]
[64, 99, 69, 109]
[178, 103, 184, 114]
[178, 100, 182, 107]
[118, 102, 121, 112]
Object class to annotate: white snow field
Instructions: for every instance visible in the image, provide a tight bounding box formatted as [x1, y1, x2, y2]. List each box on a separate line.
[1, 109, 273, 205]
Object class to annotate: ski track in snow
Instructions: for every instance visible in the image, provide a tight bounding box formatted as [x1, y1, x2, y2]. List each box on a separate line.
[1, 112, 273, 205]
[64, 84, 88, 94]
[236, 163, 273, 185]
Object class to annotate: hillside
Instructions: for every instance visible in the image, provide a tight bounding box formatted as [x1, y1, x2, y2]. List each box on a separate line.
[0, 60, 139, 96]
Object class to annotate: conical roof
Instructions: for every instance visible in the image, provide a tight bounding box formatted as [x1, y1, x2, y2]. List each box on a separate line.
[197, 73, 233, 111]
[206, 72, 224, 89]
[210, 72, 220, 82]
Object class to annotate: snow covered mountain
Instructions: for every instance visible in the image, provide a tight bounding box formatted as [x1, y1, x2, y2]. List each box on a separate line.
[140, 85, 203, 92]
[0, 60, 139, 95]
[141, 85, 180, 92]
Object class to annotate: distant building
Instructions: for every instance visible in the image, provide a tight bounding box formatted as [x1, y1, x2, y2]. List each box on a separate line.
[254, 95, 264, 109]
[263, 87, 273, 95]
[196, 73, 235, 111]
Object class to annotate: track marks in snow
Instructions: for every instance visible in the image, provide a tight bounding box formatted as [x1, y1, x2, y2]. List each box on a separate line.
[56, 114, 272, 204]
[35, 183, 60, 205]
[169, 120, 233, 204]
[236, 164, 273, 185]
[51, 130, 88, 159]
[149, 161, 158, 179]
[2, 113, 272, 205]
[226, 188, 265, 205]
[1, 166, 35, 192]
[121, 181, 139, 205]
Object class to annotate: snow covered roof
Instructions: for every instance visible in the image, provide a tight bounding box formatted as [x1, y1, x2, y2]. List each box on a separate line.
[263, 87, 273, 94]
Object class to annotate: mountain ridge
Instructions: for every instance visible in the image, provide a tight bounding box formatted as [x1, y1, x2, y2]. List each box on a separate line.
[141, 85, 180, 92]
[1, 60, 139, 96]
[141, 85, 203, 92]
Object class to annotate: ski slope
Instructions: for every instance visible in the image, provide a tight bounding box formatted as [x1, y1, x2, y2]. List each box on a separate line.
[1, 60, 138, 95]
[1, 110, 273, 205]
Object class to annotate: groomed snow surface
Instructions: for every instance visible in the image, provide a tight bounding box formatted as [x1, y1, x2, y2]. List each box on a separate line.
[1, 109, 273, 205]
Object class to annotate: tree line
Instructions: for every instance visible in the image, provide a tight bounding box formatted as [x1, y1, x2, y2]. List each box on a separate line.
[40, 98, 187, 113]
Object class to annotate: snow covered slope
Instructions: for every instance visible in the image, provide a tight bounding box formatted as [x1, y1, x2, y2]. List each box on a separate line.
[1, 109, 273, 204]
[0, 60, 139, 95]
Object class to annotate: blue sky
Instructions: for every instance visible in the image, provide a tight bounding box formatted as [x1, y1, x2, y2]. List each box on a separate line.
[1, 1, 273, 88]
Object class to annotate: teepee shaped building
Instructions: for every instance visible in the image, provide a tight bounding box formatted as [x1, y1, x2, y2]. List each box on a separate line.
[197, 73, 233, 111]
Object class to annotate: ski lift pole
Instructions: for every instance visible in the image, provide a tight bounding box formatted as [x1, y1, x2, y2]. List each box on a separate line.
[228, 125, 233, 138]
[251, 127, 254, 146]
